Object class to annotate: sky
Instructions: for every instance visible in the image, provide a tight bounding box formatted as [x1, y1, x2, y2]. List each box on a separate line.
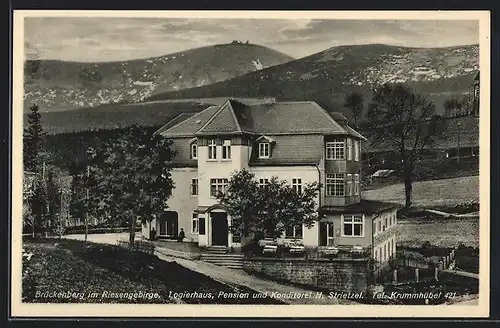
[24, 18, 479, 62]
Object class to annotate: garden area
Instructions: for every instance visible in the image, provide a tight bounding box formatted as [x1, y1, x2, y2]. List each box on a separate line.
[366, 242, 479, 305]
[22, 238, 283, 304]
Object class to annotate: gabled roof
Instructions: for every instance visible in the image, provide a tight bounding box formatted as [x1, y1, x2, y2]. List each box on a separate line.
[195, 100, 242, 135]
[255, 135, 276, 143]
[156, 99, 367, 139]
[156, 105, 219, 138]
[154, 113, 196, 136]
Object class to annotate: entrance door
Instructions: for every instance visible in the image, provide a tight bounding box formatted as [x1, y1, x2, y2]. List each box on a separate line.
[160, 211, 178, 239]
[211, 212, 228, 246]
[319, 222, 335, 246]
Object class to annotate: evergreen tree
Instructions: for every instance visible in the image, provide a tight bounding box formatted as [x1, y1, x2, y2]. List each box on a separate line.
[23, 104, 45, 172]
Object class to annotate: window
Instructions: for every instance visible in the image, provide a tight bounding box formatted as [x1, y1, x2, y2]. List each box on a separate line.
[326, 173, 344, 196]
[190, 142, 198, 159]
[259, 142, 270, 158]
[346, 174, 352, 196]
[190, 178, 198, 196]
[377, 218, 382, 233]
[208, 139, 217, 160]
[210, 178, 228, 197]
[384, 216, 388, 230]
[326, 140, 345, 160]
[342, 215, 363, 237]
[292, 178, 302, 194]
[393, 239, 396, 254]
[285, 225, 303, 238]
[258, 178, 269, 188]
[354, 174, 360, 195]
[354, 140, 360, 161]
[191, 213, 199, 234]
[347, 138, 352, 160]
[384, 244, 387, 260]
[222, 139, 231, 159]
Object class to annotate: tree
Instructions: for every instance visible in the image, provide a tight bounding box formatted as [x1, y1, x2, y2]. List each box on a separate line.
[23, 104, 45, 172]
[217, 169, 320, 240]
[27, 164, 63, 236]
[365, 83, 444, 209]
[70, 149, 110, 240]
[343, 92, 364, 128]
[95, 124, 176, 243]
[443, 96, 469, 117]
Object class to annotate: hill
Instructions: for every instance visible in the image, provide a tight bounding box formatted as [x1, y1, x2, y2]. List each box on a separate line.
[27, 100, 213, 135]
[24, 43, 294, 112]
[147, 44, 479, 116]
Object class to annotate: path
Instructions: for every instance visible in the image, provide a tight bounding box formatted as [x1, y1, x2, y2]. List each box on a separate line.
[64, 233, 351, 305]
[425, 209, 479, 218]
[441, 269, 479, 280]
[154, 249, 346, 305]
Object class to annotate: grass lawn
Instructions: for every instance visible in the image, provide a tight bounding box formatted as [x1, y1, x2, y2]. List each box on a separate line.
[363, 176, 479, 207]
[396, 218, 479, 248]
[22, 238, 283, 304]
[362, 176, 481, 248]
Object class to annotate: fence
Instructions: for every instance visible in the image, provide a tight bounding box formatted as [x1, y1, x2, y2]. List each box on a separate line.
[117, 239, 155, 255]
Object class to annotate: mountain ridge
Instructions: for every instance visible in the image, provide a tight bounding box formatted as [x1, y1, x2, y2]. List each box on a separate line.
[24, 43, 294, 112]
[147, 43, 479, 114]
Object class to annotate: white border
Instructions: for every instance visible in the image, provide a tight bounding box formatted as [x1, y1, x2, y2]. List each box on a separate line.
[11, 10, 491, 318]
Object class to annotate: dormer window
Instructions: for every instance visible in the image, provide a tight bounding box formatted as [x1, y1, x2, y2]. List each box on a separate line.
[259, 142, 270, 159]
[256, 135, 275, 159]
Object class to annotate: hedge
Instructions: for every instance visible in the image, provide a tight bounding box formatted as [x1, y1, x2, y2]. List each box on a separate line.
[65, 226, 141, 235]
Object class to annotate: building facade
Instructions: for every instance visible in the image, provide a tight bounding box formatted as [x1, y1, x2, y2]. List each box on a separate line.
[142, 99, 398, 264]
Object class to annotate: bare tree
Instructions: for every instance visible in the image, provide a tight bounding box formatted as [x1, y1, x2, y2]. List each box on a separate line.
[365, 84, 445, 209]
[343, 92, 364, 128]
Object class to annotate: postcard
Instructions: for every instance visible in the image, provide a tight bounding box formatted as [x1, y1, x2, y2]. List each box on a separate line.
[11, 10, 490, 318]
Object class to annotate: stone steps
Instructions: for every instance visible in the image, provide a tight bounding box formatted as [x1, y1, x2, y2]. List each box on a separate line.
[205, 246, 230, 254]
[200, 252, 245, 269]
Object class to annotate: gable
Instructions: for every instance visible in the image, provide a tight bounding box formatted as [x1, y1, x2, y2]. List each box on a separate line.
[196, 101, 242, 135]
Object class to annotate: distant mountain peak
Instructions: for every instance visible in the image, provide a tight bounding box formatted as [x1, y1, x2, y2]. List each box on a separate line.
[24, 43, 294, 112]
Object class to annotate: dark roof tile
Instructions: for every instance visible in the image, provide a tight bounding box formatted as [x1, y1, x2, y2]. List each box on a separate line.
[157, 105, 219, 137]
[320, 199, 400, 215]
[249, 134, 323, 166]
